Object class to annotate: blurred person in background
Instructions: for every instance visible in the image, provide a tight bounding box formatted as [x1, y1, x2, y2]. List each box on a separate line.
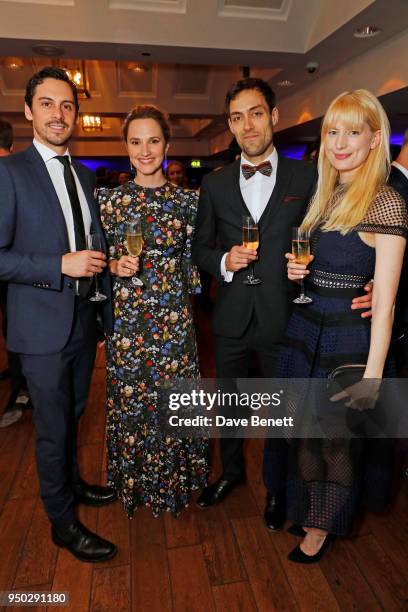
[0, 118, 30, 428]
[166, 159, 189, 188]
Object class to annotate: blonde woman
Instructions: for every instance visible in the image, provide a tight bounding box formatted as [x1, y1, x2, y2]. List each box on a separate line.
[277, 89, 407, 562]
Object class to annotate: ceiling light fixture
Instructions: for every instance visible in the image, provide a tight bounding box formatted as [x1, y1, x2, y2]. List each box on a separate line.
[353, 25, 382, 39]
[58, 60, 90, 98]
[32, 44, 65, 57]
[82, 115, 102, 131]
[277, 79, 294, 87]
[3, 57, 24, 70]
[127, 62, 149, 73]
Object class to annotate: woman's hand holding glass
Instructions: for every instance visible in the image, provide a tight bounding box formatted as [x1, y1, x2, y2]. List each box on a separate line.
[111, 255, 140, 278]
[285, 252, 314, 281]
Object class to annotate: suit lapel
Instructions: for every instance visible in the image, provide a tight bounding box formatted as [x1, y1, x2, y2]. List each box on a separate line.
[24, 145, 70, 249]
[258, 155, 293, 235]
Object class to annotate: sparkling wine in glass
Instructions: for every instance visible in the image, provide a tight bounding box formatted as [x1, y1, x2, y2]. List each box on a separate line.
[242, 216, 262, 286]
[125, 219, 144, 287]
[86, 234, 107, 302]
[292, 227, 312, 304]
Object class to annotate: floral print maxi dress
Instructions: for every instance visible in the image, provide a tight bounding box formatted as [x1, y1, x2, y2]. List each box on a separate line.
[99, 181, 208, 517]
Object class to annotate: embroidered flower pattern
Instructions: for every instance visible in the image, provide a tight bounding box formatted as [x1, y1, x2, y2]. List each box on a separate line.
[99, 181, 208, 517]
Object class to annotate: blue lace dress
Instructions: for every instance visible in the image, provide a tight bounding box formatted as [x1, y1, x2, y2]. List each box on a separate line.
[99, 181, 209, 517]
[276, 187, 408, 535]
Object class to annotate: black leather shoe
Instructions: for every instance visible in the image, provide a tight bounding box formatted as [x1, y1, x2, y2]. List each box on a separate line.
[288, 534, 334, 564]
[264, 493, 286, 531]
[196, 477, 243, 508]
[72, 479, 117, 507]
[51, 521, 117, 563]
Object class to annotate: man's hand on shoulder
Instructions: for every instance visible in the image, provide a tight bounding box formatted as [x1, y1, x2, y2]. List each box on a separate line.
[226, 245, 257, 272]
[61, 251, 106, 278]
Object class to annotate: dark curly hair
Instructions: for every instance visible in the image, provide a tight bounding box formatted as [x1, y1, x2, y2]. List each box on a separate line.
[225, 78, 276, 115]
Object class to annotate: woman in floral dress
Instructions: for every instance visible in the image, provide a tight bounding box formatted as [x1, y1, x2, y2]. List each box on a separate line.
[99, 105, 208, 517]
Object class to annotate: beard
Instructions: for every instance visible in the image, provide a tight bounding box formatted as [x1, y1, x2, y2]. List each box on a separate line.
[34, 122, 74, 150]
[45, 133, 71, 147]
[45, 124, 72, 147]
[239, 131, 273, 161]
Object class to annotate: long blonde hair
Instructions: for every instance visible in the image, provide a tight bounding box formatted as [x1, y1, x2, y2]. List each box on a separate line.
[302, 89, 390, 234]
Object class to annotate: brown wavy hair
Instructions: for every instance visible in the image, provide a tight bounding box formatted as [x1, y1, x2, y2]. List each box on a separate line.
[122, 105, 170, 143]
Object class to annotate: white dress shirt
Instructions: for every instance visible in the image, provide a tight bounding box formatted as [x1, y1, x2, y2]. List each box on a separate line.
[221, 148, 278, 282]
[392, 161, 408, 181]
[33, 139, 92, 252]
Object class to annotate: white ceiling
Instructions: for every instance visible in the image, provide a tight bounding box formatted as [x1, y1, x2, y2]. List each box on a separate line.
[0, 0, 407, 156]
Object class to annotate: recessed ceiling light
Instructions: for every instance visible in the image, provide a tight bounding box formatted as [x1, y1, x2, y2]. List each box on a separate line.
[353, 26, 382, 39]
[32, 44, 65, 57]
[277, 79, 294, 87]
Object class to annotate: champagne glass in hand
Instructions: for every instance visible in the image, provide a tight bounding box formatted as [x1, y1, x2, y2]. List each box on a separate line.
[86, 234, 107, 302]
[242, 215, 262, 285]
[125, 219, 143, 287]
[292, 227, 312, 304]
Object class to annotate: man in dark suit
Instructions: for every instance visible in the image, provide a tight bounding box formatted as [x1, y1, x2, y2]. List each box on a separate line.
[0, 67, 117, 562]
[390, 136, 408, 375]
[390, 138, 408, 481]
[192, 78, 371, 529]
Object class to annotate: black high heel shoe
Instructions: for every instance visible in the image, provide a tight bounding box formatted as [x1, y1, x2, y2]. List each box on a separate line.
[288, 534, 334, 564]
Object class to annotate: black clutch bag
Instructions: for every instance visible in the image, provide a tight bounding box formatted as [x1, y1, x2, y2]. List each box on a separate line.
[327, 364, 386, 437]
[327, 364, 366, 394]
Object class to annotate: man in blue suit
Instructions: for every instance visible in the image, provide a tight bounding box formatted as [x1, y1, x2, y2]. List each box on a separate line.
[0, 67, 117, 562]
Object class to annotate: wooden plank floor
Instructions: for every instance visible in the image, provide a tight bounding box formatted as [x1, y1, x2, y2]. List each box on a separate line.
[0, 306, 407, 612]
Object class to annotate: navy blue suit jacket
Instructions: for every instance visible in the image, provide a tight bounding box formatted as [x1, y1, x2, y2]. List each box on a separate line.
[0, 144, 113, 354]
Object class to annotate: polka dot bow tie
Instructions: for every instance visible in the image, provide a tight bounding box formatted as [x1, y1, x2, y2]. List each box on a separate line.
[241, 160, 272, 180]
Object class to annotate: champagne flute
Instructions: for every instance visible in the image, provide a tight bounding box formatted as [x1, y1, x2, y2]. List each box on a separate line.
[242, 215, 262, 285]
[292, 227, 312, 304]
[125, 218, 144, 287]
[86, 234, 107, 302]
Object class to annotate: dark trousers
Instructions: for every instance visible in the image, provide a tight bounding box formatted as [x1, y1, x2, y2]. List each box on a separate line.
[392, 330, 408, 478]
[20, 300, 97, 527]
[215, 314, 288, 493]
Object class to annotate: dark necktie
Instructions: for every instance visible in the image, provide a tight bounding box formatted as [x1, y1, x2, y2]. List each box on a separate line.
[241, 160, 272, 180]
[54, 155, 89, 297]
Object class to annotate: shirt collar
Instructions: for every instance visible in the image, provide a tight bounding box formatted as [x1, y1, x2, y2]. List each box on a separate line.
[240, 147, 278, 169]
[33, 139, 70, 164]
